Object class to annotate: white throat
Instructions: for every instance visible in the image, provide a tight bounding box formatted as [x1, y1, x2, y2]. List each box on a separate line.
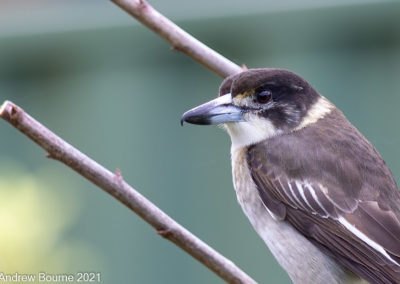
[224, 114, 280, 151]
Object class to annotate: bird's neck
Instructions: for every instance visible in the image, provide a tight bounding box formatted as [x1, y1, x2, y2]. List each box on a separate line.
[224, 96, 334, 151]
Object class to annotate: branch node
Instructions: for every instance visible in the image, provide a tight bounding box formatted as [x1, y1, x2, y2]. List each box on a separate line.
[157, 228, 173, 238]
[170, 45, 183, 53]
[115, 168, 124, 182]
[138, 0, 147, 8]
[0, 100, 21, 121]
[45, 153, 56, 160]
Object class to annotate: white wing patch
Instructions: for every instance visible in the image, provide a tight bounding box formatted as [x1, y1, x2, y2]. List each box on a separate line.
[306, 183, 329, 217]
[271, 177, 400, 266]
[280, 179, 332, 217]
[277, 178, 298, 208]
[295, 181, 315, 212]
[288, 181, 304, 209]
[338, 216, 400, 266]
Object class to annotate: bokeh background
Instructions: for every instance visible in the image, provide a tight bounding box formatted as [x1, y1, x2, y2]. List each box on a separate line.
[1, 0, 400, 283]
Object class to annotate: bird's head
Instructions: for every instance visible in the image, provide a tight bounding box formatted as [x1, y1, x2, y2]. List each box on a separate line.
[181, 68, 332, 149]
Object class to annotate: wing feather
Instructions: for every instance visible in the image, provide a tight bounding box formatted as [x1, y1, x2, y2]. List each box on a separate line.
[250, 164, 400, 283]
[246, 112, 400, 283]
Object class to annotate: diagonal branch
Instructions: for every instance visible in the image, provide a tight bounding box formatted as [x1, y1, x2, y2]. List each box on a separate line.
[0, 101, 257, 284]
[1, 1, 255, 283]
[110, 0, 242, 78]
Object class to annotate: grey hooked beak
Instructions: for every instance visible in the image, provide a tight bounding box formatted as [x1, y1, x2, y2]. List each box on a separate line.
[181, 93, 244, 126]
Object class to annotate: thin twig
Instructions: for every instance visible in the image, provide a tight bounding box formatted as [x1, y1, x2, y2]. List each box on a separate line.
[1, 1, 254, 282]
[0, 101, 257, 284]
[110, 0, 243, 78]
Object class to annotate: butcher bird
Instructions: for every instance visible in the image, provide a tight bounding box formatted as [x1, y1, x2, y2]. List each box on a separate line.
[181, 68, 400, 284]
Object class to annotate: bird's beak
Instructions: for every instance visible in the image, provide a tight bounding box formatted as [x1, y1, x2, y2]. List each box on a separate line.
[181, 93, 243, 125]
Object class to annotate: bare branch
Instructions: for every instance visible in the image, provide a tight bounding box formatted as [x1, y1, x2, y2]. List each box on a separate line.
[110, 0, 243, 78]
[0, 100, 257, 284]
[0, 1, 255, 282]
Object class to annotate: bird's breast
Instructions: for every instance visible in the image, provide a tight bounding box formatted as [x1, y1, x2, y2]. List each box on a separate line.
[230, 145, 360, 284]
[231, 146, 262, 216]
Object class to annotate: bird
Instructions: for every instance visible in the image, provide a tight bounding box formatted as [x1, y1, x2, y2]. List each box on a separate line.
[181, 68, 400, 284]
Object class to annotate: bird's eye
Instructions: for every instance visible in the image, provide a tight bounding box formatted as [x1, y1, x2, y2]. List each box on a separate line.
[256, 90, 272, 104]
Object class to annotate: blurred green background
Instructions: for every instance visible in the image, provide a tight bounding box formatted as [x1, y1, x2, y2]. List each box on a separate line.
[0, 0, 399, 283]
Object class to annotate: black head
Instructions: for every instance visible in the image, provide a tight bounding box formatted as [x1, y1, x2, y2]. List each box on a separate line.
[218, 68, 319, 130]
[181, 69, 327, 147]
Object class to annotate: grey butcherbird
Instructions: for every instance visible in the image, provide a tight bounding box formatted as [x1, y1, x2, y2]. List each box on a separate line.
[181, 69, 400, 284]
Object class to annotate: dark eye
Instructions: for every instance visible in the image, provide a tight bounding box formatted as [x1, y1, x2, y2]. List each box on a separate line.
[256, 90, 272, 104]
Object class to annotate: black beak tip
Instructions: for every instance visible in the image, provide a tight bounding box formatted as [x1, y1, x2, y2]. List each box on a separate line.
[180, 112, 189, 126]
[180, 111, 211, 126]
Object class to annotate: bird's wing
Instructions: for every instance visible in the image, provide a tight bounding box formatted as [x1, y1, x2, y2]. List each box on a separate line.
[247, 145, 400, 283]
